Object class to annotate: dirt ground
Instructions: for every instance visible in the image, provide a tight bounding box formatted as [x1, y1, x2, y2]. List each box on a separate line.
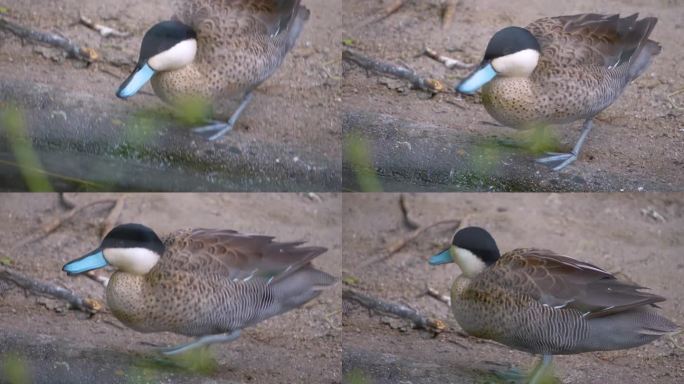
[0, 0, 341, 192]
[342, 193, 684, 383]
[341, 0, 684, 192]
[0, 193, 341, 383]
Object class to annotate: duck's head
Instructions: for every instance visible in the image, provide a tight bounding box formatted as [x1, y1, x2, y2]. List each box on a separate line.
[117, 20, 197, 99]
[429, 227, 500, 277]
[63, 224, 165, 276]
[456, 27, 541, 95]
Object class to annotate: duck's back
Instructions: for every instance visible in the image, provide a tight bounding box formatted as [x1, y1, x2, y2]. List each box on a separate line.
[173, 0, 309, 92]
[452, 249, 677, 355]
[108, 228, 334, 337]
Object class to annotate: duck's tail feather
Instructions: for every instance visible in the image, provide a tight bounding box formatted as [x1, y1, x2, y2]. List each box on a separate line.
[623, 16, 661, 81]
[270, 266, 336, 313]
[283, 3, 309, 52]
[578, 307, 678, 353]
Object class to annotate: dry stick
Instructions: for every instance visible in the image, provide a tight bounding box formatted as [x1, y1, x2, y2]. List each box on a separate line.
[386, 219, 461, 255]
[423, 46, 475, 70]
[358, 219, 461, 269]
[399, 194, 420, 230]
[363, 0, 406, 25]
[426, 286, 451, 306]
[0, 266, 102, 313]
[78, 14, 130, 38]
[343, 49, 445, 93]
[0, 16, 97, 62]
[100, 195, 126, 238]
[343, 289, 446, 333]
[666, 88, 684, 110]
[441, 0, 458, 29]
[11, 199, 117, 252]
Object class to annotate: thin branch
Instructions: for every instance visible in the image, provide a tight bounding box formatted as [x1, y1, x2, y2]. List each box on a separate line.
[423, 46, 475, 70]
[358, 219, 461, 269]
[399, 194, 420, 230]
[441, 0, 458, 29]
[426, 286, 451, 306]
[386, 219, 461, 255]
[0, 16, 97, 62]
[343, 289, 446, 333]
[100, 195, 126, 238]
[0, 266, 102, 313]
[11, 199, 117, 252]
[666, 87, 684, 110]
[79, 14, 130, 38]
[343, 49, 444, 93]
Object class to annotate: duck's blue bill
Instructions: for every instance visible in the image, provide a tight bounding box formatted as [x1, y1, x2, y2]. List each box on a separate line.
[117, 63, 156, 99]
[63, 250, 108, 275]
[456, 62, 497, 94]
[429, 248, 454, 265]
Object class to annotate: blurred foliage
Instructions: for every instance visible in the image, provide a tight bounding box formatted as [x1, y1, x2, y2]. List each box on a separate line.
[345, 369, 371, 384]
[0, 256, 14, 266]
[516, 124, 561, 155]
[466, 123, 560, 181]
[137, 347, 217, 377]
[345, 133, 382, 192]
[1, 354, 31, 384]
[1, 105, 53, 191]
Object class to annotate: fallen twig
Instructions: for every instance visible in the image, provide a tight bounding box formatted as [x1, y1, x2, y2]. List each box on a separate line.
[358, 219, 461, 268]
[343, 289, 446, 333]
[343, 49, 444, 93]
[0, 266, 102, 313]
[386, 219, 461, 255]
[666, 87, 684, 110]
[424, 46, 475, 70]
[11, 198, 117, 252]
[399, 194, 420, 230]
[85, 271, 109, 287]
[101, 195, 127, 238]
[441, 0, 458, 29]
[362, 0, 406, 25]
[79, 14, 130, 38]
[426, 286, 451, 306]
[0, 16, 98, 62]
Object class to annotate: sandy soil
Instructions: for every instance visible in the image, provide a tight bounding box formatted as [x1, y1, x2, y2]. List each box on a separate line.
[0, 0, 341, 191]
[0, 193, 341, 383]
[341, 0, 684, 192]
[342, 193, 684, 383]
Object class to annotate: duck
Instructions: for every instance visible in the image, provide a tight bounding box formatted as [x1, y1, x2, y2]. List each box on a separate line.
[429, 226, 678, 383]
[456, 14, 661, 171]
[116, 0, 310, 141]
[62, 223, 335, 355]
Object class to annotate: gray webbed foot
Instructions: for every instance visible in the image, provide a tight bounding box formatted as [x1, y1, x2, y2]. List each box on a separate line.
[192, 122, 235, 141]
[535, 152, 577, 171]
[160, 330, 242, 356]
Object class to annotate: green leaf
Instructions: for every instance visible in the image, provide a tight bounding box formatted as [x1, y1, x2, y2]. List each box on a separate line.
[0, 256, 13, 266]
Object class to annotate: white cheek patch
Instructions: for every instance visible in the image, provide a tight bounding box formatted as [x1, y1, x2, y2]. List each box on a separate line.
[454, 247, 487, 277]
[148, 39, 197, 72]
[491, 49, 540, 77]
[103, 248, 160, 275]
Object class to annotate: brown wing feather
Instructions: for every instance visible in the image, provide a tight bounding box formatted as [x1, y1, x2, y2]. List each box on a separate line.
[158, 228, 327, 282]
[496, 249, 665, 318]
[528, 13, 659, 70]
[174, 0, 305, 63]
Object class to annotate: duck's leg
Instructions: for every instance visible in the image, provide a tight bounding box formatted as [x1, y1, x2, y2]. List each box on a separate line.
[527, 354, 553, 384]
[536, 118, 594, 171]
[192, 91, 255, 141]
[160, 330, 241, 356]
